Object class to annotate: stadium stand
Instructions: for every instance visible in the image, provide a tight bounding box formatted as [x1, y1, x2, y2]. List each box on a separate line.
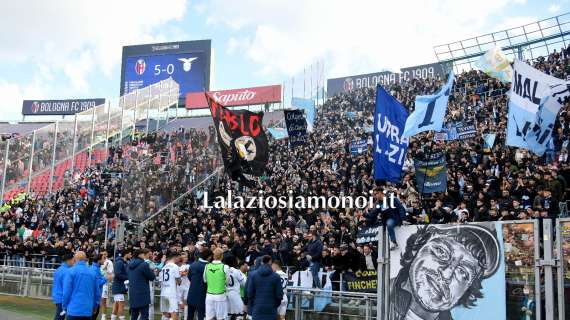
[0, 40, 569, 320]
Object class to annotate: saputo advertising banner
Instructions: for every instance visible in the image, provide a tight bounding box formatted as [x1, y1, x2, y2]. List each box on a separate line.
[327, 61, 452, 97]
[22, 99, 106, 116]
[186, 85, 282, 109]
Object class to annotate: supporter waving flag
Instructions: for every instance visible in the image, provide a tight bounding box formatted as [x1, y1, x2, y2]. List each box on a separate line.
[402, 71, 455, 138]
[373, 84, 409, 182]
[524, 81, 570, 155]
[207, 93, 269, 186]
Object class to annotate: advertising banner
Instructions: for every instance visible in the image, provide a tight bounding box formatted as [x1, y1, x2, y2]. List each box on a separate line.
[389, 222, 506, 320]
[284, 109, 307, 147]
[22, 98, 105, 116]
[186, 85, 282, 109]
[327, 61, 452, 97]
[414, 151, 447, 193]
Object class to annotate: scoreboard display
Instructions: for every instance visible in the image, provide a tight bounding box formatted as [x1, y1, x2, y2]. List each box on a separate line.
[120, 40, 212, 102]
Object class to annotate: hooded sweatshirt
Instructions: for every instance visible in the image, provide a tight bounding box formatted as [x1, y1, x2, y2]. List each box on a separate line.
[246, 264, 283, 320]
[127, 257, 156, 308]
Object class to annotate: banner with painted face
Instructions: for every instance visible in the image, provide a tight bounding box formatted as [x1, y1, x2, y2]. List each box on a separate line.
[388, 222, 506, 320]
[506, 60, 563, 148]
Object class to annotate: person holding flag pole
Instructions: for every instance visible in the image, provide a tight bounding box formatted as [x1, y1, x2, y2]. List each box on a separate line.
[402, 71, 455, 222]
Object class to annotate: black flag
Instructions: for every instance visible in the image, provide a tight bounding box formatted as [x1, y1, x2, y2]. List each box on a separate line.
[207, 94, 269, 186]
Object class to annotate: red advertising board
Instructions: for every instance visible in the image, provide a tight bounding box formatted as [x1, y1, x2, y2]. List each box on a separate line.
[185, 84, 281, 109]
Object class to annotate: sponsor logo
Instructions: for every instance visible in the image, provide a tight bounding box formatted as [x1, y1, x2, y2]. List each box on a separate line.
[135, 59, 146, 75]
[178, 57, 198, 72]
[212, 90, 256, 105]
[31, 101, 40, 113]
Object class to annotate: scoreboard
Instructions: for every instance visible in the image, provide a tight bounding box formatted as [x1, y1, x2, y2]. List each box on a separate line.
[123, 51, 207, 95]
[120, 40, 212, 102]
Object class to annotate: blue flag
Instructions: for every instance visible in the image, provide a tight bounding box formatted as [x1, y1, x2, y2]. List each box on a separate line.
[403, 71, 454, 138]
[525, 82, 570, 155]
[268, 127, 288, 139]
[373, 85, 409, 182]
[483, 133, 497, 149]
[292, 97, 316, 132]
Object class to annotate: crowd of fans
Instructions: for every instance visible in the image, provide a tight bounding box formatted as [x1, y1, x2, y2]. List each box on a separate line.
[1, 46, 570, 295]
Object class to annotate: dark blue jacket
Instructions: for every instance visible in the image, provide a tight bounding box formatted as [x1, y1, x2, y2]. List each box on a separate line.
[90, 262, 107, 307]
[247, 264, 283, 320]
[62, 261, 98, 317]
[127, 258, 156, 308]
[306, 238, 323, 263]
[52, 263, 71, 304]
[112, 257, 128, 294]
[364, 196, 406, 225]
[187, 259, 208, 308]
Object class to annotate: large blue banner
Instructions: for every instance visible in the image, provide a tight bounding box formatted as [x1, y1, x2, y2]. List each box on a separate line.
[414, 151, 447, 193]
[403, 72, 454, 138]
[284, 109, 308, 147]
[506, 60, 563, 148]
[373, 85, 409, 182]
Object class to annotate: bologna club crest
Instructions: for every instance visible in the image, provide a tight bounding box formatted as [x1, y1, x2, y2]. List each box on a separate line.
[344, 78, 354, 92]
[31, 101, 40, 113]
[135, 59, 146, 75]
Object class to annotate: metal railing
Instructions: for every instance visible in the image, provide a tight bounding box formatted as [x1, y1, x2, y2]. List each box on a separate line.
[0, 256, 62, 270]
[4, 218, 570, 320]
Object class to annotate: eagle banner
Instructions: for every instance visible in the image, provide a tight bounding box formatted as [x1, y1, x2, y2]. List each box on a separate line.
[414, 151, 447, 193]
[207, 94, 269, 185]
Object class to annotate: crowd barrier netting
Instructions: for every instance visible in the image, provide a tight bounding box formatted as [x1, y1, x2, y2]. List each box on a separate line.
[0, 78, 180, 202]
[118, 123, 222, 222]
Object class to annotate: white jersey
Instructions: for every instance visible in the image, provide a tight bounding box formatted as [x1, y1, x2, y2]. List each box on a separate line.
[160, 262, 180, 297]
[179, 264, 190, 289]
[276, 270, 288, 296]
[101, 259, 114, 281]
[226, 267, 246, 293]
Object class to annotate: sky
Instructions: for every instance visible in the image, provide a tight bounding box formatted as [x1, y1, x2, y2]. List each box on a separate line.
[0, 0, 567, 121]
